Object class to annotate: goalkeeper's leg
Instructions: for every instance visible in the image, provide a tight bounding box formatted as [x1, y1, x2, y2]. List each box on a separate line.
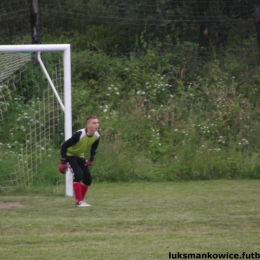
[81, 161, 92, 202]
[67, 157, 84, 204]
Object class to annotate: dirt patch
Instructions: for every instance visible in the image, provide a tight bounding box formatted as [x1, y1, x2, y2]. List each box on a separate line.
[0, 202, 24, 209]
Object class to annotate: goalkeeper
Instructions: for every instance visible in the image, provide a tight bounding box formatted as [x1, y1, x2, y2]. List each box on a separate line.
[59, 116, 100, 207]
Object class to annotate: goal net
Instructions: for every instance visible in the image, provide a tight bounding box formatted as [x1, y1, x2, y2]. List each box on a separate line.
[0, 45, 72, 196]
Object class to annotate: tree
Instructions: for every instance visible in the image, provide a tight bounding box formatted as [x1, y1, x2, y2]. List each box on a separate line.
[254, 0, 260, 59]
[30, 0, 40, 44]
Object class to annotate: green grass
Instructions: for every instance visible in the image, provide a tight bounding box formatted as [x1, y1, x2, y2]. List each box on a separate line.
[0, 180, 260, 259]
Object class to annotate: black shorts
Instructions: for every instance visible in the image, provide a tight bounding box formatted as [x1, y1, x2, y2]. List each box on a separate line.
[67, 156, 92, 186]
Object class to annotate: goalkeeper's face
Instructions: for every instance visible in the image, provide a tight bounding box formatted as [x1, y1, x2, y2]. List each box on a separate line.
[87, 118, 99, 133]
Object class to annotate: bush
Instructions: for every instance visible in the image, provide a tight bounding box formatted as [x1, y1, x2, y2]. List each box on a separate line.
[2, 36, 260, 187]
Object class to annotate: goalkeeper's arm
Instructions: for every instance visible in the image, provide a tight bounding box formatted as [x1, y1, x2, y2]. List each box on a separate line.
[59, 132, 81, 173]
[85, 138, 100, 166]
[60, 131, 81, 158]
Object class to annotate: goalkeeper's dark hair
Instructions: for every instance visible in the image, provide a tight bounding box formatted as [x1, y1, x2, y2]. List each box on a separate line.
[86, 116, 98, 123]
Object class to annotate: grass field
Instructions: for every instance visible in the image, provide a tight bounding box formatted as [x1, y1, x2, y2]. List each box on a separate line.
[0, 180, 260, 260]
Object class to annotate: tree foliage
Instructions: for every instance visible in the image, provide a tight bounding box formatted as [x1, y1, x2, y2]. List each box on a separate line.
[0, 0, 254, 53]
[1, 1, 260, 183]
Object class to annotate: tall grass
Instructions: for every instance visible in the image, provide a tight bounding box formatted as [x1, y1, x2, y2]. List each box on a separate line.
[1, 37, 260, 187]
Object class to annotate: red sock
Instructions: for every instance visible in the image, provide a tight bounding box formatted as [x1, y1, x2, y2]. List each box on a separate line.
[73, 182, 82, 203]
[81, 184, 88, 201]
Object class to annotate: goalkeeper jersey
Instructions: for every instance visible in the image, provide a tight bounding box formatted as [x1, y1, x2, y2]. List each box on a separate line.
[61, 128, 100, 158]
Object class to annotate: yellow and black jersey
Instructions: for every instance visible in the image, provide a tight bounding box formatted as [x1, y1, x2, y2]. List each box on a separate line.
[61, 128, 100, 159]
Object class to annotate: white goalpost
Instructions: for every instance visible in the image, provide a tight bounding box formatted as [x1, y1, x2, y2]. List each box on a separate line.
[0, 44, 73, 197]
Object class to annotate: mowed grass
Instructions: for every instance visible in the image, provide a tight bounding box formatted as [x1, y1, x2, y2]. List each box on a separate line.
[0, 180, 260, 260]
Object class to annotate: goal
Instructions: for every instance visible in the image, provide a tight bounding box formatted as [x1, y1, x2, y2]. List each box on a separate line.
[0, 44, 73, 196]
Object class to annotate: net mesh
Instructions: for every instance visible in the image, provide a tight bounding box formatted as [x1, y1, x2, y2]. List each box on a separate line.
[0, 53, 31, 120]
[0, 52, 64, 189]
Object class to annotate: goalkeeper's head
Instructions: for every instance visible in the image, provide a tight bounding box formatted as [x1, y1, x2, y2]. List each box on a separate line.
[86, 116, 99, 134]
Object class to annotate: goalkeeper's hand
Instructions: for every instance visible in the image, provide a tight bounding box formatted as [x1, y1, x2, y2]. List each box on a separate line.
[59, 158, 68, 174]
[84, 155, 95, 167]
[84, 161, 92, 166]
